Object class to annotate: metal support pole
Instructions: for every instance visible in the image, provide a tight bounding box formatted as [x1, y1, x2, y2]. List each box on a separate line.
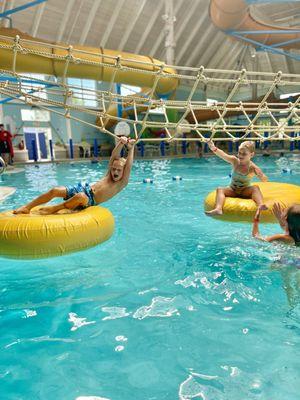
[160, 140, 165, 156]
[290, 132, 295, 152]
[204, 134, 209, 153]
[252, 52, 258, 100]
[235, 130, 239, 151]
[65, 96, 73, 159]
[69, 138, 74, 159]
[164, 0, 175, 65]
[66, 117, 73, 159]
[31, 138, 38, 162]
[196, 141, 202, 157]
[116, 83, 125, 158]
[139, 142, 144, 157]
[116, 83, 122, 119]
[93, 138, 98, 157]
[264, 132, 268, 150]
[182, 134, 187, 155]
[289, 116, 295, 152]
[49, 139, 54, 161]
[47, 121, 54, 161]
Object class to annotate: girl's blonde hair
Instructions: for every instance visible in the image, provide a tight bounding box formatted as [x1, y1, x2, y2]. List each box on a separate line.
[239, 141, 255, 153]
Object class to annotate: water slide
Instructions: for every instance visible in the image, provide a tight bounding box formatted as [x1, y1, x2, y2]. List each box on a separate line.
[1, 4, 296, 130]
[210, 0, 300, 49]
[0, 27, 178, 129]
[186, 94, 299, 125]
[186, 0, 300, 124]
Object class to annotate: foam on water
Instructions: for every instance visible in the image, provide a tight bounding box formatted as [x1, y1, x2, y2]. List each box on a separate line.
[0, 157, 300, 399]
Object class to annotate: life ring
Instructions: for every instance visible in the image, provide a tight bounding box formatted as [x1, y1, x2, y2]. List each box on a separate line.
[0, 206, 114, 258]
[204, 182, 300, 223]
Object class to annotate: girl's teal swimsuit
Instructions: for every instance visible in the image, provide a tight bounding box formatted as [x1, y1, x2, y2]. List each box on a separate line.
[64, 182, 96, 207]
[230, 165, 252, 193]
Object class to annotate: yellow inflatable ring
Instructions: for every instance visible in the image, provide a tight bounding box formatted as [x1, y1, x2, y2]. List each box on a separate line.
[0, 206, 114, 259]
[204, 182, 300, 223]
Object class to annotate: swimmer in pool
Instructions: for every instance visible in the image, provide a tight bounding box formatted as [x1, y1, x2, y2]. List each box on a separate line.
[205, 140, 268, 219]
[13, 136, 136, 215]
[255, 203, 300, 307]
[252, 203, 300, 245]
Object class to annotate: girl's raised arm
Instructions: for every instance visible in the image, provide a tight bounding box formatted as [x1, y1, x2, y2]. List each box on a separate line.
[207, 140, 237, 165]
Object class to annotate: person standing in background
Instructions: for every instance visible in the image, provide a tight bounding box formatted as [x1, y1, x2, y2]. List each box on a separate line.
[0, 124, 14, 165]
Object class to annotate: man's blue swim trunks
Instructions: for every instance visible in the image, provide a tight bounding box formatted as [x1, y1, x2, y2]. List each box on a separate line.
[64, 182, 96, 207]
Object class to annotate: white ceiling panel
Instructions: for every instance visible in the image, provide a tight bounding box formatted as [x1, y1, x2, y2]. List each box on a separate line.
[0, 0, 299, 75]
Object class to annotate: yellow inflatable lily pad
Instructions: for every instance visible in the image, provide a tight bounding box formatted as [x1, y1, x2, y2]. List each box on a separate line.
[0, 206, 114, 258]
[204, 182, 300, 223]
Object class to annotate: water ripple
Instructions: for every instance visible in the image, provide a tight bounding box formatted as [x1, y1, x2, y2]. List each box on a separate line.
[133, 296, 179, 320]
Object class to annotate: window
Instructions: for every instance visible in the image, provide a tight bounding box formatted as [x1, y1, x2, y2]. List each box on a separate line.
[149, 105, 165, 114]
[22, 74, 48, 99]
[120, 84, 140, 97]
[67, 78, 97, 107]
[120, 84, 164, 114]
[21, 109, 50, 122]
[206, 98, 218, 106]
[280, 92, 300, 99]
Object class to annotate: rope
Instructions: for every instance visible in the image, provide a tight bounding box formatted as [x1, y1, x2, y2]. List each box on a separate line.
[0, 34, 300, 143]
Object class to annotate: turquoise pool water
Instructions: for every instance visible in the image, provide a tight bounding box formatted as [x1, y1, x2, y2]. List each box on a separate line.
[0, 156, 300, 400]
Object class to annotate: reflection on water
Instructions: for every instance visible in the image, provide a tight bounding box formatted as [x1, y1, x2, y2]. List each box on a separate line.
[0, 158, 300, 400]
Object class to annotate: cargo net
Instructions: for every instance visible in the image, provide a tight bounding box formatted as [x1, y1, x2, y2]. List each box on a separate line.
[0, 33, 300, 143]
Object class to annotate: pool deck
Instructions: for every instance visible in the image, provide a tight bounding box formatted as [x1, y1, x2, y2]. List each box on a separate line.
[9, 148, 300, 166]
